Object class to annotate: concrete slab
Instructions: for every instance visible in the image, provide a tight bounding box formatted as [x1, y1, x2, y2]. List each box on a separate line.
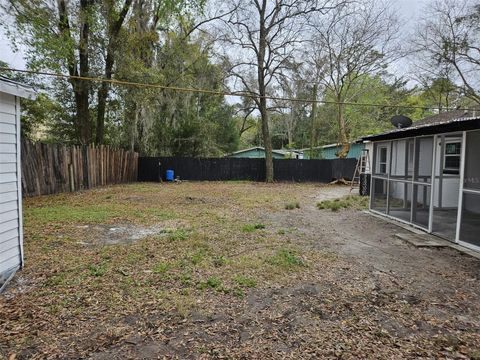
[365, 210, 480, 260]
[394, 233, 450, 248]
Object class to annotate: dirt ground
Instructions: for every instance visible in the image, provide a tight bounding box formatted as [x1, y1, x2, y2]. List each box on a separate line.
[1, 182, 480, 359]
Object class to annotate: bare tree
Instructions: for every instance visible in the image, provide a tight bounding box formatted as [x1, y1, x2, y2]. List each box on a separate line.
[413, 0, 480, 105]
[218, 0, 337, 182]
[272, 63, 312, 148]
[308, 0, 399, 157]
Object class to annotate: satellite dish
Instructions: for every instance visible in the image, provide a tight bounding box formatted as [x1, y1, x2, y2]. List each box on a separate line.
[390, 115, 413, 129]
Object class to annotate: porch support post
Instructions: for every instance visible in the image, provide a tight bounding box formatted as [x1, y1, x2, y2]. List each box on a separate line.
[455, 131, 467, 243]
[410, 137, 417, 223]
[428, 135, 437, 233]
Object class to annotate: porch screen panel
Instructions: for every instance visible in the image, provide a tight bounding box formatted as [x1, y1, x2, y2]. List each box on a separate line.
[414, 137, 434, 183]
[460, 130, 480, 248]
[412, 184, 431, 228]
[464, 130, 480, 191]
[460, 193, 480, 247]
[390, 140, 411, 181]
[388, 181, 412, 222]
[371, 178, 388, 213]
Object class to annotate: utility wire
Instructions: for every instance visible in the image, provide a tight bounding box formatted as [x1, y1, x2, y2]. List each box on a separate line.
[0, 66, 475, 112]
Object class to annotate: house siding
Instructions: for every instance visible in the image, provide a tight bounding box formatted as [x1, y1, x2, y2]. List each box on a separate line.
[228, 148, 285, 159]
[0, 92, 22, 284]
[321, 143, 364, 160]
[304, 143, 365, 160]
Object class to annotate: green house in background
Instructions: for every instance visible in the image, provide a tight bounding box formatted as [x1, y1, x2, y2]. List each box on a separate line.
[303, 143, 365, 160]
[226, 147, 303, 159]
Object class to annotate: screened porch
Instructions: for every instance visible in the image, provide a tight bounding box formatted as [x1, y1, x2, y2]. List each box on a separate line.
[370, 130, 480, 251]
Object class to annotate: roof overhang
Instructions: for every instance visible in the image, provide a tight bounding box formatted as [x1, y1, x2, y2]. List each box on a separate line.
[0, 78, 37, 100]
[361, 117, 480, 142]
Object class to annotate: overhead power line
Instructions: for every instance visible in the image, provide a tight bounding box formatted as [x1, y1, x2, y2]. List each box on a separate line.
[0, 66, 475, 112]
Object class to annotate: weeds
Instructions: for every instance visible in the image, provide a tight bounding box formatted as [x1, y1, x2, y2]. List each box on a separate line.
[317, 195, 369, 212]
[212, 256, 227, 268]
[198, 276, 222, 290]
[167, 228, 190, 242]
[242, 223, 266, 232]
[233, 275, 257, 288]
[153, 261, 170, 274]
[285, 201, 300, 210]
[88, 262, 108, 277]
[267, 249, 304, 268]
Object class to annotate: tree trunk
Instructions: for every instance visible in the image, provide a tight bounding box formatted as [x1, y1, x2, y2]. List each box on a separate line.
[257, 3, 273, 182]
[96, 84, 108, 144]
[337, 100, 350, 158]
[309, 83, 318, 158]
[95, 0, 132, 144]
[74, 84, 91, 144]
[70, 76, 90, 144]
[259, 99, 274, 182]
[77, 0, 93, 143]
[96, 51, 114, 144]
[57, 0, 92, 144]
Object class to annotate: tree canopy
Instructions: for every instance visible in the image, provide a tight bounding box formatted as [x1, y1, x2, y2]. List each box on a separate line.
[1, 0, 479, 165]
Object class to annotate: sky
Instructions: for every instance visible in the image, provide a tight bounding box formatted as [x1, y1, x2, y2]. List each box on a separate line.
[0, 0, 428, 72]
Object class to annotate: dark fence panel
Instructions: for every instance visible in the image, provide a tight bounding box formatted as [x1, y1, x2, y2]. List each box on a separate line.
[138, 157, 356, 183]
[273, 159, 333, 182]
[139, 157, 266, 181]
[331, 158, 357, 181]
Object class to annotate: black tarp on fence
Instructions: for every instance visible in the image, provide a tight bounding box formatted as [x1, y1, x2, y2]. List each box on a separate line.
[138, 157, 357, 183]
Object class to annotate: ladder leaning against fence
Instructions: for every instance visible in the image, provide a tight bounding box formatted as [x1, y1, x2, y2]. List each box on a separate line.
[350, 149, 370, 193]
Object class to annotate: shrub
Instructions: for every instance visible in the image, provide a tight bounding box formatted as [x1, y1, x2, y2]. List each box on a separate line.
[285, 201, 300, 210]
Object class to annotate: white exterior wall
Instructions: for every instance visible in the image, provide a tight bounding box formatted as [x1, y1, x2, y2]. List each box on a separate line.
[364, 141, 374, 174]
[0, 91, 22, 285]
[433, 136, 461, 208]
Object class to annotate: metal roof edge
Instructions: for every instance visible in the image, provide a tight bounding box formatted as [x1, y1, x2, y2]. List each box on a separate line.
[361, 116, 480, 141]
[0, 78, 37, 99]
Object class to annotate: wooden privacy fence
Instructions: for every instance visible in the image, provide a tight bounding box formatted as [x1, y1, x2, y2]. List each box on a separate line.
[21, 139, 138, 197]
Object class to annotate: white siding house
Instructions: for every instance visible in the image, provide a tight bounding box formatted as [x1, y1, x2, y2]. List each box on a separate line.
[0, 78, 35, 290]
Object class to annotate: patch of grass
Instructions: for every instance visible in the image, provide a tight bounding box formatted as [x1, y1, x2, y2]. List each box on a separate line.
[180, 272, 193, 287]
[212, 256, 227, 268]
[242, 223, 266, 232]
[233, 275, 257, 288]
[167, 228, 190, 242]
[26, 204, 118, 224]
[88, 262, 108, 277]
[198, 276, 222, 290]
[46, 272, 67, 286]
[232, 287, 245, 298]
[267, 249, 304, 268]
[317, 195, 369, 212]
[153, 261, 170, 274]
[189, 248, 209, 265]
[285, 201, 300, 210]
[141, 208, 176, 221]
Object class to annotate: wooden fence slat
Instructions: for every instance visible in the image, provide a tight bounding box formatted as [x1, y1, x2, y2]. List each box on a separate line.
[20, 139, 138, 197]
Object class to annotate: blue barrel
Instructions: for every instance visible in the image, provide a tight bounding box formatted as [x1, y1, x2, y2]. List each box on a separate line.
[166, 169, 174, 181]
